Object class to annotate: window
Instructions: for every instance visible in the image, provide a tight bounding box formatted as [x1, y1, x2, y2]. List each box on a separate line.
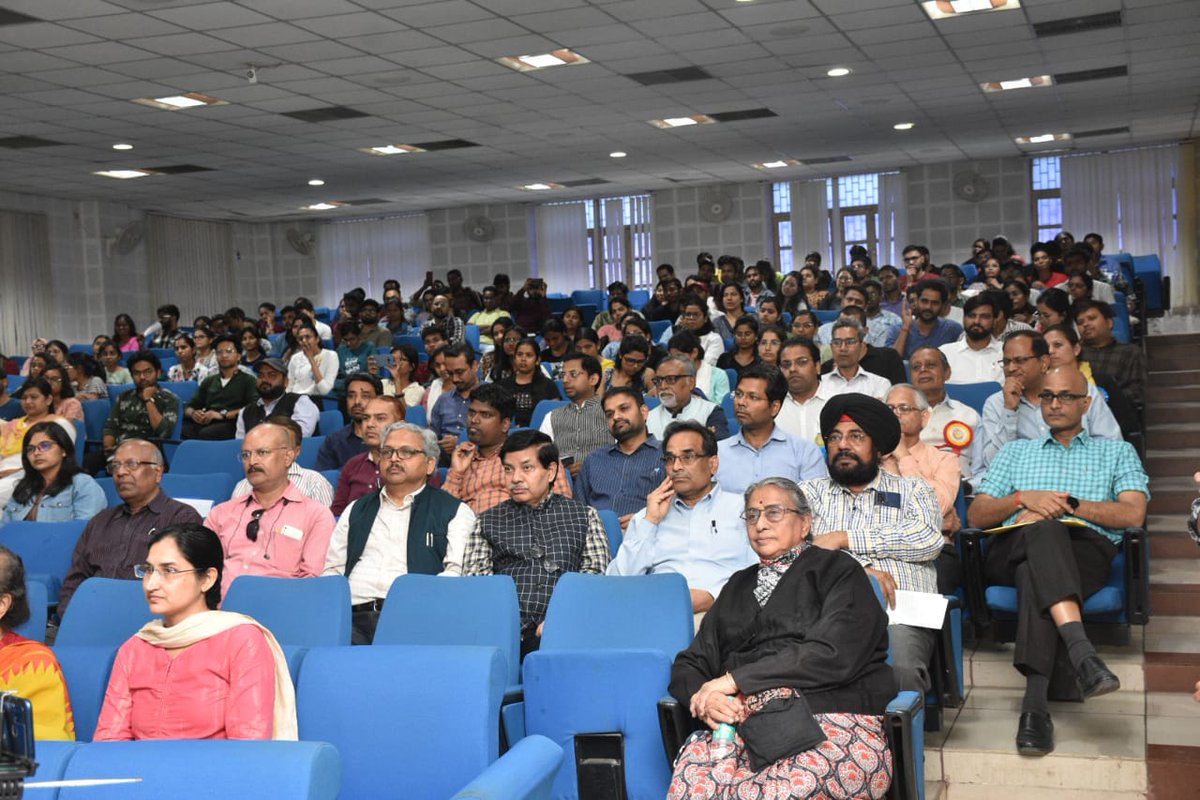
[771, 172, 894, 268]
[1031, 156, 1062, 244]
[834, 173, 880, 262]
[582, 194, 653, 288]
[770, 183, 793, 273]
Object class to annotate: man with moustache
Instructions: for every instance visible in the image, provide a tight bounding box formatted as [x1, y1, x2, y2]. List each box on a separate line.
[610, 420, 755, 617]
[576, 387, 665, 528]
[893, 279, 964, 359]
[799, 393, 943, 695]
[324, 421, 476, 643]
[235, 357, 319, 439]
[939, 294, 1004, 384]
[331, 396, 405, 516]
[315, 373, 380, 471]
[462, 429, 609, 655]
[231, 416, 333, 505]
[645, 355, 730, 441]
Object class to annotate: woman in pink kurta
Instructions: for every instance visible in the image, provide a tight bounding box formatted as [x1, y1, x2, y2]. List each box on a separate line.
[93, 523, 297, 741]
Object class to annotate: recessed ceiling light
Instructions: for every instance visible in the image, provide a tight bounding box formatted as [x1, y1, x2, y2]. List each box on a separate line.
[131, 92, 227, 111]
[303, 201, 344, 211]
[609, 151, 627, 158]
[893, 122, 915, 131]
[112, 143, 133, 151]
[497, 48, 589, 72]
[753, 159, 801, 169]
[361, 144, 425, 156]
[308, 178, 325, 186]
[648, 114, 715, 129]
[980, 75, 1053, 92]
[521, 182, 564, 191]
[1015, 132, 1072, 145]
[826, 67, 851, 77]
[922, 0, 1021, 21]
[94, 169, 153, 180]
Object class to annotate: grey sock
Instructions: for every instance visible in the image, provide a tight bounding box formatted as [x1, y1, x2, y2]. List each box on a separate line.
[1058, 620, 1097, 671]
[1021, 673, 1050, 715]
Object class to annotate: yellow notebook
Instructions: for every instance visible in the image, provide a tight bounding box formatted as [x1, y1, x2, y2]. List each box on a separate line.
[983, 517, 1091, 535]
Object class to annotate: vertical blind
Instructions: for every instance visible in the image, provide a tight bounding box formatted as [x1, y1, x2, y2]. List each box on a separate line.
[0, 210, 53, 356]
[535, 202, 589, 292]
[146, 214, 235, 322]
[317, 215, 431, 305]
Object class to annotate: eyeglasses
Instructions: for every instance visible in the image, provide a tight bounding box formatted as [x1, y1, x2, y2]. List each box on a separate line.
[24, 441, 56, 454]
[134, 564, 204, 580]
[561, 370, 585, 380]
[239, 446, 290, 461]
[245, 508, 266, 542]
[732, 389, 764, 402]
[380, 446, 423, 461]
[903, 255, 921, 262]
[825, 430, 869, 445]
[621, 356, 646, 367]
[830, 338, 861, 348]
[1037, 390, 1088, 405]
[44, 375, 63, 383]
[887, 404, 920, 415]
[107, 458, 159, 473]
[998, 355, 1039, 367]
[215, 348, 238, 356]
[662, 451, 704, 466]
[651, 374, 687, 386]
[741, 506, 803, 524]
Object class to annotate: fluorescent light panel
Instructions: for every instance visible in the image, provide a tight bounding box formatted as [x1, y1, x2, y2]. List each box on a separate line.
[753, 159, 801, 169]
[131, 92, 227, 111]
[519, 182, 563, 191]
[497, 48, 588, 72]
[922, 0, 1021, 21]
[303, 201, 344, 210]
[1014, 132, 1072, 145]
[362, 144, 425, 156]
[94, 169, 153, 179]
[648, 114, 715, 129]
[980, 74, 1053, 93]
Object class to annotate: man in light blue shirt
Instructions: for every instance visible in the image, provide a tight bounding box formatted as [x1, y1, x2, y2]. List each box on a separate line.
[716, 364, 827, 494]
[971, 331, 1122, 485]
[608, 419, 756, 614]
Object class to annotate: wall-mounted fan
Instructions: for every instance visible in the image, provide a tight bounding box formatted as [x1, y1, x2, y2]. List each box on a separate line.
[463, 215, 496, 243]
[285, 227, 316, 256]
[952, 171, 990, 203]
[106, 221, 145, 256]
[699, 190, 734, 223]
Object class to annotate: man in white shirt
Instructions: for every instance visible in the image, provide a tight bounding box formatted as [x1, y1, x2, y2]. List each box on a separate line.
[645, 355, 730, 441]
[324, 422, 476, 643]
[910, 346, 979, 480]
[939, 293, 1004, 384]
[774, 337, 826, 445]
[817, 318, 891, 400]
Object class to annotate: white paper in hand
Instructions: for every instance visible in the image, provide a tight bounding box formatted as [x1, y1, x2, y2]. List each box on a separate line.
[886, 590, 949, 630]
[179, 497, 214, 516]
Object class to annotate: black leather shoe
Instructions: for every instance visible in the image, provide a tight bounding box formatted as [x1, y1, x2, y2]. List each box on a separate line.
[1075, 654, 1121, 699]
[1016, 711, 1054, 756]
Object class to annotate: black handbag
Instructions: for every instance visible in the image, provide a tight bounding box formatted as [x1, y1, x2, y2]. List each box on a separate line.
[738, 692, 827, 772]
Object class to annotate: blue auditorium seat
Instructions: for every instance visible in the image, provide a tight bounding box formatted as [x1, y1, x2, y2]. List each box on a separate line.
[223, 575, 352, 647]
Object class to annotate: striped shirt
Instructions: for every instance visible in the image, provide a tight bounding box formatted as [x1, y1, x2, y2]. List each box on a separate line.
[232, 464, 334, 507]
[443, 446, 573, 515]
[977, 430, 1149, 544]
[540, 396, 612, 465]
[799, 471, 943, 594]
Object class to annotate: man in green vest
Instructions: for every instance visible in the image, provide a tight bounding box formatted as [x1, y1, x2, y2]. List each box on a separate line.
[323, 421, 477, 644]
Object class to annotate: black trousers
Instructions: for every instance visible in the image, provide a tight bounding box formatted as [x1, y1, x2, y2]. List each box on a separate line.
[983, 520, 1117, 677]
[351, 608, 380, 645]
[182, 418, 236, 440]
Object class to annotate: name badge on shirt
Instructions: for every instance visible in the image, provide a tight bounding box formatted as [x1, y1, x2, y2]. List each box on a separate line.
[278, 524, 304, 541]
[875, 491, 902, 509]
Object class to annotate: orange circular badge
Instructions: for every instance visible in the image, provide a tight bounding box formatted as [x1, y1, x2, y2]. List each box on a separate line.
[944, 420, 974, 451]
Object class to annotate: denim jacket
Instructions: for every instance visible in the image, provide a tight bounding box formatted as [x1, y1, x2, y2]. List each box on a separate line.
[1, 473, 106, 524]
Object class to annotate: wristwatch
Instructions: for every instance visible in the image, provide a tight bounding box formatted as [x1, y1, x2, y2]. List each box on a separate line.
[1066, 496, 1080, 511]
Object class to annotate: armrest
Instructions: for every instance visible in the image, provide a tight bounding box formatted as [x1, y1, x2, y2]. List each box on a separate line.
[501, 701, 526, 750]
[885, 691, 924, 800]
[451, 734, 563, 800]
[1123, 527, 1150, 625]
[657, 696, 703, 766]
[956, 528, 990, 630]
[934, 597, 964, 709]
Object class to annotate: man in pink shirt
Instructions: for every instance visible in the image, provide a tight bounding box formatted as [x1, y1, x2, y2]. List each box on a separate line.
[205, 421, 335, 595]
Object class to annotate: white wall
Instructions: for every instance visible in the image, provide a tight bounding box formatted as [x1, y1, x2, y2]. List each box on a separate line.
[651, 182, 773, 273]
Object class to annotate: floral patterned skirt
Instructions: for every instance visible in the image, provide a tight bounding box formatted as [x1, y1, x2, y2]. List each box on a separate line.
[667, 713, 892, 800]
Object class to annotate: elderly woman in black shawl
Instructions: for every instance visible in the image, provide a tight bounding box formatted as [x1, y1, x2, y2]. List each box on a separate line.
[666, 476, 896, 799]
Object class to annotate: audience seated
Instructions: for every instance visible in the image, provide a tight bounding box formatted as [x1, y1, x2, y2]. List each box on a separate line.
[538, 352, 609, 478]
[674, 294, 724, 365]
[717, 365, 826, 494]
[94, 523, 296, 740]
[2, 421, 103, 524]
[669, 330, 730, 406]
[509, 277, 551, 332]
[285, 318, 338, 397]
[324, 422, 476, 643]
[331, 397, 405, 517]
[610, 420, 755, 616]
[817, 318, 890, 400]
[205, 422, 335, 595]
[356, 299, 393, 349]
[183, 335, 257, 440]
[315, 373, 380, 471]
[1074, 300, 1147, 409]
[445, 383, 572, 515]
[910, 345, 979, 480]
[430, 342, 481, 462]
[462, 429, 609, 656]
[95, 351, 180, 468]
[232, 417, 333, 506]
[576, 388, 664, 526]
[801, 394, 943, 695]
[894, 278, 964, 358]
[0, 545, 74, 739]
[820, 306, 907, 386]
[940, 293, 1004, 384]
[468, 286, 508, 347]
[497, 337, 561, 427]
[967, 367, 1149, 756]
[0, 377, 76, 503]
[667, 476, 896, 799]
[236, 357, 319, 440]
[646, 355, 730, 441]
[774, 337, 825, 444]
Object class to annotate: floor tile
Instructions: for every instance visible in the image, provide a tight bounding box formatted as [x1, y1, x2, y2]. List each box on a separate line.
[1146, 691, 1200, 719]
[943, 705, 1145, 760]
[1151, 559, 1200, 585]
[963, 686, 1144, 717]
[1148, 715, 1200, 748]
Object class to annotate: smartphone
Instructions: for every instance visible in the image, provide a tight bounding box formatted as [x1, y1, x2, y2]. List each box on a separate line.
[377, 353, 395, 369]
[1, 693, 35, 776]
[425, 270, 434, 284]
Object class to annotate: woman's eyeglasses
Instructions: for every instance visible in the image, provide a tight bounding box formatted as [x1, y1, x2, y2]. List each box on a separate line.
[134, 564, 203, 580]
[24, 441, 56, 455]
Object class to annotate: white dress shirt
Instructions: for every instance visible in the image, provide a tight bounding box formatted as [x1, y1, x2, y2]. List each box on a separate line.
[773, 392, 826, 446]
[286, 349, 339, 396]
[817, 366, 891, 400]
[921, 395, 981, 479]
[939, 338, 1004, 384]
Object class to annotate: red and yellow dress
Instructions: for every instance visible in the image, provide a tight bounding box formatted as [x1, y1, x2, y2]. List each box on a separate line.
[0, 629, 75, 740]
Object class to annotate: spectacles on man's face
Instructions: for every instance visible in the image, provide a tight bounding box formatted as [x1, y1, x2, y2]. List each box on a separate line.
[825, 430, 869, 445]
[741, 506, 803, 524]
[830, 338, 861, 348]
[240, 446, 290, 462]
[1038, 390, 1088, 405]
[999, 355, 1039, 367]
[134, 564, 204, 580]
[662, 451, 704, 466]
[380, 446, 423, 461]
[887, 403, 920, 415]
[652, 374, 687, 386]
[215, 348, 238, 356]
[108, 458, 158, 473]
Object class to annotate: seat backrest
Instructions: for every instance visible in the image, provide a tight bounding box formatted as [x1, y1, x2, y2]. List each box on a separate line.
[539, 572, 693, 655]
[720, 393, 740, 436]
[57, 740, 341, 799]
[170, 439, 243, 476]
[374, 574, 521, 688]
[404, 404, 427, 428]
[57, 578, 151, 647]
[159, 472, 236, 510]
[73, 418, 85, 463]
[529, 399, 568, 432]
[159, 380, 199, 406]
[0, 520, 88, 595]
[223, 575, 351, 647]
[647, 319, 670, 341]
[15, 580, 47, 642]
[1111, 291, 1132, 343]
[813, 309, 840, 323]
[597, 509, 622, 559]
[571, 289, 606, 308]
[94, 476, 121, 507]
[944, 381, 1001, 416]
[53, 644, 119, 742]
[297, 645, 503, 800]
[107, 383, 134, 402]
[82, 399, 111, 443]
[317, 410, 343, 436]
[296, 436, 325, 469]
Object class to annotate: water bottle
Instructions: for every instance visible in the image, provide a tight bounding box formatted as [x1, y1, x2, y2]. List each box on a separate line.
[710, 708, 737, 759]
